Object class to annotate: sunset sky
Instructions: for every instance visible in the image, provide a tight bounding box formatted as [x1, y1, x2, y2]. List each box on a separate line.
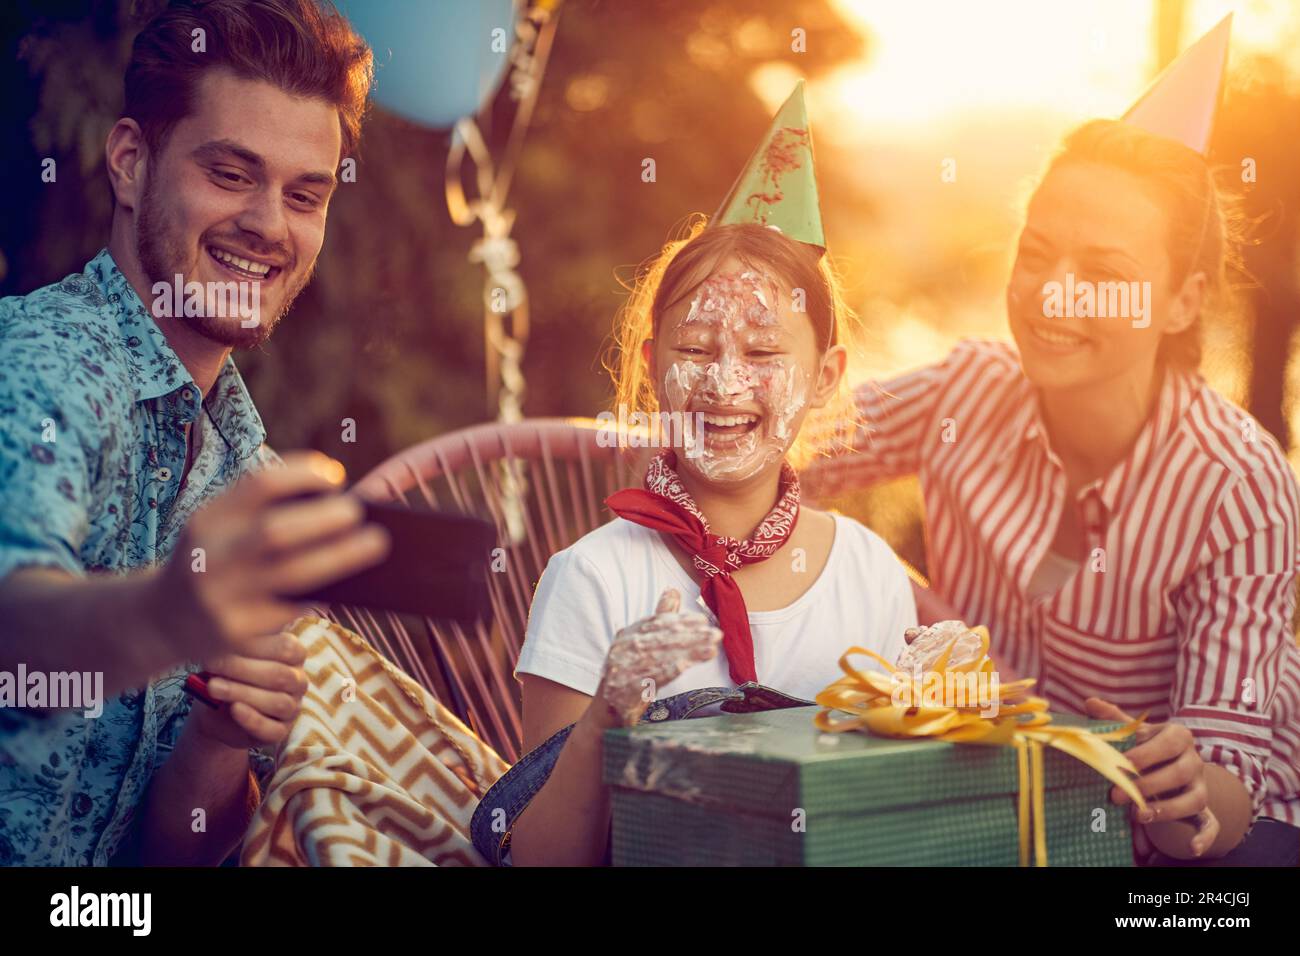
[790, 0, 1300, 143]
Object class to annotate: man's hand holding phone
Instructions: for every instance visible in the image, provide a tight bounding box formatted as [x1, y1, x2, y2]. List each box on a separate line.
[120, 452, 391, 865]
[158, 451, 390, 743]
[156, 450, 391, 670]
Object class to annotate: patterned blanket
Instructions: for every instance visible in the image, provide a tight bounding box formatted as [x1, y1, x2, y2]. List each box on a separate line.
[241, 616, 509, 866]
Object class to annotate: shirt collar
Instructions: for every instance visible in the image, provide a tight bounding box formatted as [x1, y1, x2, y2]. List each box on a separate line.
[994, 357, 1202, 513]
[992, 376, 1044, 464]
[1095, 364, 1200, 513]
[204, 357, 269, 462]
[88, 248, 267, 461]
[89, 248, 192, 404]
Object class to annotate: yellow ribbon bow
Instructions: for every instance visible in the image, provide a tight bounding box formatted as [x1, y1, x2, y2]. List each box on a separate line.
[813, 627, 1148, 866]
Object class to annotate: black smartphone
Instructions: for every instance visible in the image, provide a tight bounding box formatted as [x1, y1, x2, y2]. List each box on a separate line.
[285, 497, 497, 623]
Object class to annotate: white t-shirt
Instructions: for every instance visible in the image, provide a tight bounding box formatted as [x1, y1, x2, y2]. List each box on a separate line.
[515, 513, 916, 701]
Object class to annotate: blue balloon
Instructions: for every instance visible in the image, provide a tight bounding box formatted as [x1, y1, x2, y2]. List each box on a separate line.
[340, 0, 516, 129]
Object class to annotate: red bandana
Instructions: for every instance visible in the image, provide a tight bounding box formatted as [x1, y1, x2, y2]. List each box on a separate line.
[604, 451, 801, 684]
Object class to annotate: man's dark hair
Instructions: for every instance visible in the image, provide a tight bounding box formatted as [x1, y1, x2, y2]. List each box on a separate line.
[124, 0, 373, 160]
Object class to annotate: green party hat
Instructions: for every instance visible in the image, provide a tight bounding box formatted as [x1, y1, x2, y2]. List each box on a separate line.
[711, 80, 825, 251]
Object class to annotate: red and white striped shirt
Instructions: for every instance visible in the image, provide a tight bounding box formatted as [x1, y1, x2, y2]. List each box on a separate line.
[806, 339, 1300, 826]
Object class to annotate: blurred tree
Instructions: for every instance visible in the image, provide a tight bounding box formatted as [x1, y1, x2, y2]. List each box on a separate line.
[1, 0, 132, 298]
[1216, 54, 1300, 451]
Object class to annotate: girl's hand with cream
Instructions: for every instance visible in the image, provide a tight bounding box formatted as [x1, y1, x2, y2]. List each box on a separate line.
[594, 588, 722, 726]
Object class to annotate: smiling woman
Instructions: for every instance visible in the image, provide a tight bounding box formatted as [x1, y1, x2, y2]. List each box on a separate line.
[803, 45, 1300, 865]
[1009, 118, 1241, 380]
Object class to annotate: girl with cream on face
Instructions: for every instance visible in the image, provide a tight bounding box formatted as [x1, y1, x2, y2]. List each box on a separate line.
[501, 222, 916, 867]
[652, 261, 826, 485]
[477, 85, 917, 867]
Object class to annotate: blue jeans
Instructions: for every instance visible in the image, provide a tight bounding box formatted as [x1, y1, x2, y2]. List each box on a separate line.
[469, 683, 812, 865]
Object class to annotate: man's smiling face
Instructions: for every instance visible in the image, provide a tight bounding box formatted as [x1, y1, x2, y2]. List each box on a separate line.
[136, 68, 342, 347]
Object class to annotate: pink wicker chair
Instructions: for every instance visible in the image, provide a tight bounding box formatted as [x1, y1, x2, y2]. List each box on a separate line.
[324, 418, 649, 763]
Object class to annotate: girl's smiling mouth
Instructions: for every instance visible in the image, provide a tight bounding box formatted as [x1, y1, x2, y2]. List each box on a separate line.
[698, 410, 761, 441]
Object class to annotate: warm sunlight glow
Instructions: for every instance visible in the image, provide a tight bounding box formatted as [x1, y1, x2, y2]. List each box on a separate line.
[824, 0, 1149, 135]
[749, 1, 1300, 147]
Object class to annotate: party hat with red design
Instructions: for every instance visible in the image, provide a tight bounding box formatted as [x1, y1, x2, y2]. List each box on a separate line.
[711, 80, 825, 251]
[1122, 13, 1232, 155]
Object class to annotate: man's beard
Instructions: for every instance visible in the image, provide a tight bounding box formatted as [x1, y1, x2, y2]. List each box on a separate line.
[136, 177, 312, 348]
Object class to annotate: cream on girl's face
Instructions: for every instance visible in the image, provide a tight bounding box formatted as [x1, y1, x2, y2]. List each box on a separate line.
[646, 257, 825, 484]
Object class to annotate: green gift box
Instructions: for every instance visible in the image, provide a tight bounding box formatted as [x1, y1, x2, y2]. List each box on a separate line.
[603, 705, 1135, 866]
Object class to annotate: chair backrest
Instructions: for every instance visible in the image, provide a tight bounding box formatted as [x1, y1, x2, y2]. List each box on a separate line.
[326, 418, 648, 762]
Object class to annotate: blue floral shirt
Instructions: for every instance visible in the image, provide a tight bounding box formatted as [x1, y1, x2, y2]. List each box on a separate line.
[0, 249, 276, 865]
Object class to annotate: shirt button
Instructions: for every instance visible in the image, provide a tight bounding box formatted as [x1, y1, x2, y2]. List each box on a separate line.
[155, 467, 173, 482]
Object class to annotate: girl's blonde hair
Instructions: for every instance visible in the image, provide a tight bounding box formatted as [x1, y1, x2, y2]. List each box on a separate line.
[606, 218, 860, 469]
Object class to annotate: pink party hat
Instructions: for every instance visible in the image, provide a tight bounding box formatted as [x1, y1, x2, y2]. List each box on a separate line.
[1121, 13, 1232, 155]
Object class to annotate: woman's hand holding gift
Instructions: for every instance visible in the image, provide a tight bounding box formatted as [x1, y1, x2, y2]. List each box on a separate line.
[894, 628, 1239, 859]
[1084, 697, 1224, 859]
[593, 588, 722, 727]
